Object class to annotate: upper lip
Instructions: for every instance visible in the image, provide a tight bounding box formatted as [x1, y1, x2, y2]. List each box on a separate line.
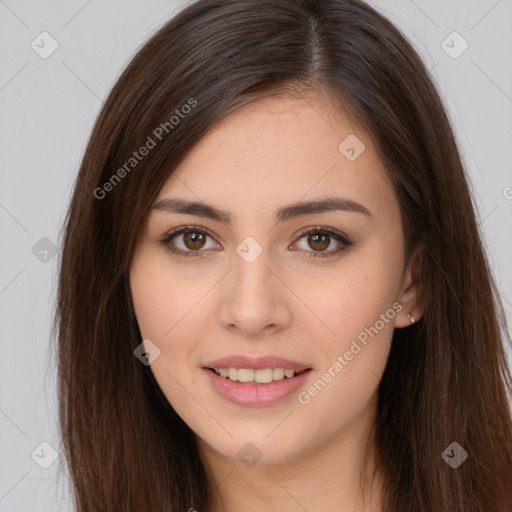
[203, 355, 312, 372]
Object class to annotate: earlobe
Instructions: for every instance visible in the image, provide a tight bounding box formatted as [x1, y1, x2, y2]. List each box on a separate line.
[395, 241, 425, 328]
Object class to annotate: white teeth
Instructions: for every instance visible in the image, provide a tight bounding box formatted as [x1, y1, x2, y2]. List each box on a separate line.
[272, 368, 285, 380]
[212, 367, 303, 383]
[255, 368, 273, 383]
[238, 368, 254, 382]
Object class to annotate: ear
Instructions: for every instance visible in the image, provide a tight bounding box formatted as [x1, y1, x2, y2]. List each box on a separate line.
[395, 240, 425, 328]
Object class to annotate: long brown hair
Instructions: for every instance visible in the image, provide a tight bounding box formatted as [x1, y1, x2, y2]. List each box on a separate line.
[52, 0, 512, 510]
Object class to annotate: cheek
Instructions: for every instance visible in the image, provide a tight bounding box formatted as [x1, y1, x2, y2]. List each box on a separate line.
[130, 245, 210, 341]
[292, 252, 403, 346]
[300, 276, 396, 393]
[129, 249, 193, 393]
[130, 264, 170, 341]
[295, 280, 397, 433]
[130, 253, 200, 423]
[129, 247, 213, 390]
[290, 243, 403, 406]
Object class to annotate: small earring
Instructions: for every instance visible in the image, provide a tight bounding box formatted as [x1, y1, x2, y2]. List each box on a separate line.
[406, 313, 415, 324]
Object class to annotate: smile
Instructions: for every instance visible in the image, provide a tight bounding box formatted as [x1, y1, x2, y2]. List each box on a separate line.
[203, 367, 312, 406]
[211, 367, 306, 384]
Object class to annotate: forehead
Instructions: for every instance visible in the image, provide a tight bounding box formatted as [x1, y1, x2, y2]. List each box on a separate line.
[155, 93, 398, 226]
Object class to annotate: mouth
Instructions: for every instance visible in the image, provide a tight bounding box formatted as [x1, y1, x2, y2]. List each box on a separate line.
[202, 362, 313, 407]
[204, 367, 311, 385]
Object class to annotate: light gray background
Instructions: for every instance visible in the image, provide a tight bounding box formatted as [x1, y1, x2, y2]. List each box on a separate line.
[1, 1, 511, 510]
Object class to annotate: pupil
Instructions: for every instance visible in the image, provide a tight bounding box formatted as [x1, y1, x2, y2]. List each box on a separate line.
[309, 233, 329, 251]
[185, 231, 205, 249]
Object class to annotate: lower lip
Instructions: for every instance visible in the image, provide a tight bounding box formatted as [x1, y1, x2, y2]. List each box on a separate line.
[203, 368, 312, 407]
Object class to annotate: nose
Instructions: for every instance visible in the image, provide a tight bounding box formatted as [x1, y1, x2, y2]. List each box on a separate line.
[216, 251, 292, 339]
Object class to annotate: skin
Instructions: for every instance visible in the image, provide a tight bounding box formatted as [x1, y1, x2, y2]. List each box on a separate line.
[129, 91, 423, 512]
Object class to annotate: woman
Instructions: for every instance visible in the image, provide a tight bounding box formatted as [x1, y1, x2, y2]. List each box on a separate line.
[53, 0, 512, 510]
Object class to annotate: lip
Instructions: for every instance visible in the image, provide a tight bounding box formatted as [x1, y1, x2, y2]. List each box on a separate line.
[203, 367, 312, 407]
[202, 355, 312, 372]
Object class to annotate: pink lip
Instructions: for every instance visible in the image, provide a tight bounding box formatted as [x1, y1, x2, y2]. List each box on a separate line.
[203, 367, 312, 407]
[203, 355, 311, 372]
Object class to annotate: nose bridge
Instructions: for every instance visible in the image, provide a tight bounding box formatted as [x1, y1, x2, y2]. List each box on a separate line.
[231, 241, 275, 303]
[217, 239, 291, 336]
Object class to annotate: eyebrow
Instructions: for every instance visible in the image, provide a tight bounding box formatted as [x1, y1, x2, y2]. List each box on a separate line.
[151, 196, 372, 224]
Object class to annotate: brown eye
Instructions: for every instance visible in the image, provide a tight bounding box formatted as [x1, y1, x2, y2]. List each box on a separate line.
[182, 231, 207, 250]
[307, 232, 330, 252]
[292, 227, 352, 258]
[161, 226, 220, 257]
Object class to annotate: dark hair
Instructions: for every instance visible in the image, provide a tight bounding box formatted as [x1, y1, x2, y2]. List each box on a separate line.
[53, 0, 512, 510]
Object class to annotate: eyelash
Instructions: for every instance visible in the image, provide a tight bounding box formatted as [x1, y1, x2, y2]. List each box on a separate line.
[159, 225, 352, 259]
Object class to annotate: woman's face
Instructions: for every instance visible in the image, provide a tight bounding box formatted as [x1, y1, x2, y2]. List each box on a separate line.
[129, 92, 420, 467]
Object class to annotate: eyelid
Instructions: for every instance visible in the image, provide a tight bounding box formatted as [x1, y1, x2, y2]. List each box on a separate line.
[290, 226, 352, 258]
[160, 225, 221, 257]
[161, 225, 218, 243]
[160, 225, 352, 258]
[292, 225, 351, 247]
